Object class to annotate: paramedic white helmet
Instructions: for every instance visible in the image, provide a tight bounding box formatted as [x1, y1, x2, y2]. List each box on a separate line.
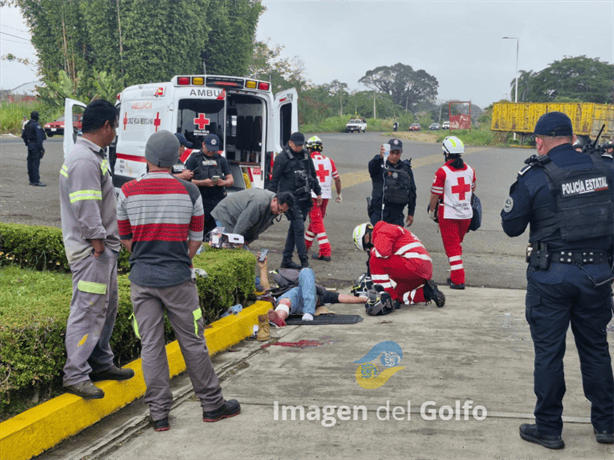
[353, 222, 373, 251]
[442, 136, 465, 156]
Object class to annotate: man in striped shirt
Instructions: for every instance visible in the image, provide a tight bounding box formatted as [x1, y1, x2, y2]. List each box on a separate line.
[60, 100, 134, 400]
[353, 221, 445, 311]
[117, 130, 240, 432]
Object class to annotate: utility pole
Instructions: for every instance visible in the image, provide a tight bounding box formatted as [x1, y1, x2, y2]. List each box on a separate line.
[373, 92, 376, 119]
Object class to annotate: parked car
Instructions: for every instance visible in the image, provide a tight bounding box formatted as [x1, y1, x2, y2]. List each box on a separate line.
[409, 123, 421, 131]
[44, 114, 82, 137]
[441, 121, 450, 130]
[346, 118, 367, 133]
[429, 123, 441, 131]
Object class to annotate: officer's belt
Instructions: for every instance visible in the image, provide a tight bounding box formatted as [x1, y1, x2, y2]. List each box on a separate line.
[552, 251, 607, 264]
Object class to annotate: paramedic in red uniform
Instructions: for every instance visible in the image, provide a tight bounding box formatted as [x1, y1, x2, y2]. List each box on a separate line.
[352, 222, 445, 308]
[304, 136, 341, 262]
[429, 136, 476, 290]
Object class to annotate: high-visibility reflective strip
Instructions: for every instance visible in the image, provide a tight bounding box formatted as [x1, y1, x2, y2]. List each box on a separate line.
[60, 164, 68, 178]
[449, 256, 462, 262]
[131, 313, 141, 339]
[374, 249, 388, 259]
[431, 186, 443, 193]
[77, 280, 107, 295]
[400, 253, 432, 262]
[318, 238, 329, 244]
[371, 274, 389, 281]
[193, 308, 202, 337]
[402, 288, 417, 304]
[70, 190, 102, 203]
[450, 264, 464, 270]
[395, 242, 425, 255]
[77, 334, 88, 347]
[304, 234, 315, 242]
[100, 159, 109, 175]
[374, 281, 392, 289]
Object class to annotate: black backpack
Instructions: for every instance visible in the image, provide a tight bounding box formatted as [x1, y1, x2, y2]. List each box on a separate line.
[469, 194, 482, 231]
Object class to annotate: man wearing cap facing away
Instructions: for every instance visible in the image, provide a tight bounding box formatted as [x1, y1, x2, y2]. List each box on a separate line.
[267, 132, 322, 269]
[184, 134, 234, 235]
[501, 112, 614, 449]
[117, 130, 240, 432]
[368, 138, 416, 227]
[172, 133, 195, 181]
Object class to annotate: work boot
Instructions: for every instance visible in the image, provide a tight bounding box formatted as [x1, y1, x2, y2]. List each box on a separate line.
[594, 428, 614, 444]
[90, 366, 135, 382]
[152, 417, 170, 432]
[63, 381, 104, 399]
[203, 399, 241, 422]
[311, 253, 332, 262]
[256, 314, 270, 341]
[423, 280, 446, 308]
[280, 259, 301, 269]
[447, 277, 465, 290]
[519, 424, 564, 450]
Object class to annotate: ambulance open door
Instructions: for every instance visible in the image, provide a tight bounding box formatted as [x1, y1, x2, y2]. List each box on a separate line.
[273, 88, 298, 153]
[63, 98, 87, 159]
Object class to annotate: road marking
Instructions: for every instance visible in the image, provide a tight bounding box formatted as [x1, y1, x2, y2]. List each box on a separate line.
[339, 147, 489, 188]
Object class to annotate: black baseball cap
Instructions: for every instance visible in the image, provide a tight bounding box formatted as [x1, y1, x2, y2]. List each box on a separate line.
[388, 138, 403, 151]
[534, 112, 573, 137]
[290, 132, 305, 146]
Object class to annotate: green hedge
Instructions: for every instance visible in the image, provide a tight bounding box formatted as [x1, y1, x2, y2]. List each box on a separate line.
[0, 223, 256, 419]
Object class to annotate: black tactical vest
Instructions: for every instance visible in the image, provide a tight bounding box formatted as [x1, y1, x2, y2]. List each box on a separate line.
[383, 162, 413, 205]
[531, 155, 614, 242]
[197, 153, 224, 180]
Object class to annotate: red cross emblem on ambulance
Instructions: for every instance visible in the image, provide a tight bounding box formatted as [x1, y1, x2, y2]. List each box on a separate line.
[194, 114, 210, 130]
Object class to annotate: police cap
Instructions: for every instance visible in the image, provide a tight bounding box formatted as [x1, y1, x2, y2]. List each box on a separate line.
[534, 111, 573, 137]
[388, 139, 403, 151]
[290, 132, 305, 146]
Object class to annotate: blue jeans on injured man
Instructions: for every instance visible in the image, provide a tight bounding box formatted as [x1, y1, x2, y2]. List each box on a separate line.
[278, 268, 317, 316]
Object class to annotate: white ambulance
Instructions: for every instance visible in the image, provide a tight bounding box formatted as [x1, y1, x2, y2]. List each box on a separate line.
[64, 75, 298, 192]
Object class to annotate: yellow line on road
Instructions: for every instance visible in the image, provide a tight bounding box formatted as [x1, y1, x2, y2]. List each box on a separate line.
[339, 147, 489, 189]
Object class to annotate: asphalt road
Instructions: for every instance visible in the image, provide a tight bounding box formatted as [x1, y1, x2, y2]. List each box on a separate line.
[0, 133, 533, 289]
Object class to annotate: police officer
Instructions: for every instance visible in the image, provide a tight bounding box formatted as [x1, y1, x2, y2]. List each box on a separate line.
[267, 132, 322, 269]
[185, 134, 234, 235]
[21, 110, 47, 186]
[368, 138, 416, 226]
[501, 112, 614, 449]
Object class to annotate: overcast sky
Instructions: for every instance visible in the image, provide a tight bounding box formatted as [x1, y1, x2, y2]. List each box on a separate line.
[2, 0, 613, 108]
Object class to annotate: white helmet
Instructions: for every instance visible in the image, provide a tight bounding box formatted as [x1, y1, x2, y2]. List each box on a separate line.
[353, 223, 373, 251]
[306, 135, 323, 152]
[442, 136, 465, 155]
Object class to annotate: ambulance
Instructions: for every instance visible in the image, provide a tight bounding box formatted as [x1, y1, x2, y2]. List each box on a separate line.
[64, 75, 298, 192]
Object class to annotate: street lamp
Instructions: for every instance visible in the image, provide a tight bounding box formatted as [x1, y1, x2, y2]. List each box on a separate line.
[503, 36, 519, 140]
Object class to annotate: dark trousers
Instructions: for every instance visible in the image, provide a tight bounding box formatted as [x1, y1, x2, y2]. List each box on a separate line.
[525, 262, 614, 436]
[27, 145, 42, 184]
[283, 201, 310, 263]
[202, 198, 223, 236]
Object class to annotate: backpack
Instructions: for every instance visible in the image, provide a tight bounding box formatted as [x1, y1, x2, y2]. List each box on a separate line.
[469, 193, 482, 231]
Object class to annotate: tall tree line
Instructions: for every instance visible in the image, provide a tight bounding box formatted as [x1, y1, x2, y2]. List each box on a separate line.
[14, 0, 263, 88]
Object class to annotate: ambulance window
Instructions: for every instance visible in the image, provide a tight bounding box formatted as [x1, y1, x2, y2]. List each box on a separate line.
[279, 103, 292, 147]
[177, 99, 225, 149]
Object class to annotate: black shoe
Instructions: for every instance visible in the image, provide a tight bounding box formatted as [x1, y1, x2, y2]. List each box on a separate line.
[519, 424, 564, 449]
[90, 366, 135, 382]
[447, 277, 465, 290]
[280, 260, 301, 270]
[423, 280, 446, 307]
[594, 428, 614, 444]
[300, 260, 310, 268]
[152, 417, 170, 432]
[33, 182, 46, 187]
[203, 399, 241, 422]
[63, 381, 105, 399]
[311, 253, 331, 262]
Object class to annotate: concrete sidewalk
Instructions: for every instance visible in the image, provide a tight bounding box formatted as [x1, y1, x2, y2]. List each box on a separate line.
[39, 286, 614, 460]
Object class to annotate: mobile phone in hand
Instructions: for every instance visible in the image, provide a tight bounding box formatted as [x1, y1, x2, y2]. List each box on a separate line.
[258, 249, 269, 262]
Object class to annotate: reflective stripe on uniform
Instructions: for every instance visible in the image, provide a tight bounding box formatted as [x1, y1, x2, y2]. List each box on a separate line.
[395, 242, 425, 255]
[77, 280, 107, 295]
[70, 190, 102, 203]
[60, 164, 68, 178]
[450, 264, 464, 270]
[193, 308, 203, 337]
[449, 256, 462, 262]
[400, 253, 432, 262]
[130, 313, 141, 339]
[100, 159, 109, 176]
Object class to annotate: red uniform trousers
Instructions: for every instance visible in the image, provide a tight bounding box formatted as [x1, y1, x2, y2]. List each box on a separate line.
[305, 198, 331, 257]
[438, 217, 471, 284]
[370, 254, 433, 304]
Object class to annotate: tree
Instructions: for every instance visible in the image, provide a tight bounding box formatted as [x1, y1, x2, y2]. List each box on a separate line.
[520, 56, 614, 103]
[358, 63, 439, 112]
[510, 70, 537, 102]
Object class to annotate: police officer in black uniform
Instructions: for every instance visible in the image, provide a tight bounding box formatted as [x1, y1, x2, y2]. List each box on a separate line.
[267, 132, 322, 269]
[501, 112, 614, 449]
[185, 134, 234, 235]
[368, 139, 416, 227]
[21, 110, 47, 186]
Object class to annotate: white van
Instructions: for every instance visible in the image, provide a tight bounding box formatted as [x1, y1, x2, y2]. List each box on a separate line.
[64, 75, 298, 192]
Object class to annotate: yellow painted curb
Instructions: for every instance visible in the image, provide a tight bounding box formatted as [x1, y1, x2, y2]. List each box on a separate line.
[0, 300, 273, 460]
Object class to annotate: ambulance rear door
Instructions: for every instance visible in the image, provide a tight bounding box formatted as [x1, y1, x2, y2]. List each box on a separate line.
[273, 88, 298, 154]
[63, 98, 87, 159]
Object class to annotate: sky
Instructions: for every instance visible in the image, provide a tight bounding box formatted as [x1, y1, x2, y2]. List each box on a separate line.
[2, 0, 613, 108]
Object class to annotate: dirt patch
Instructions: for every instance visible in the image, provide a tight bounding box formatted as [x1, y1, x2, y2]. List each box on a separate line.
[382, 131, 440, 143]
